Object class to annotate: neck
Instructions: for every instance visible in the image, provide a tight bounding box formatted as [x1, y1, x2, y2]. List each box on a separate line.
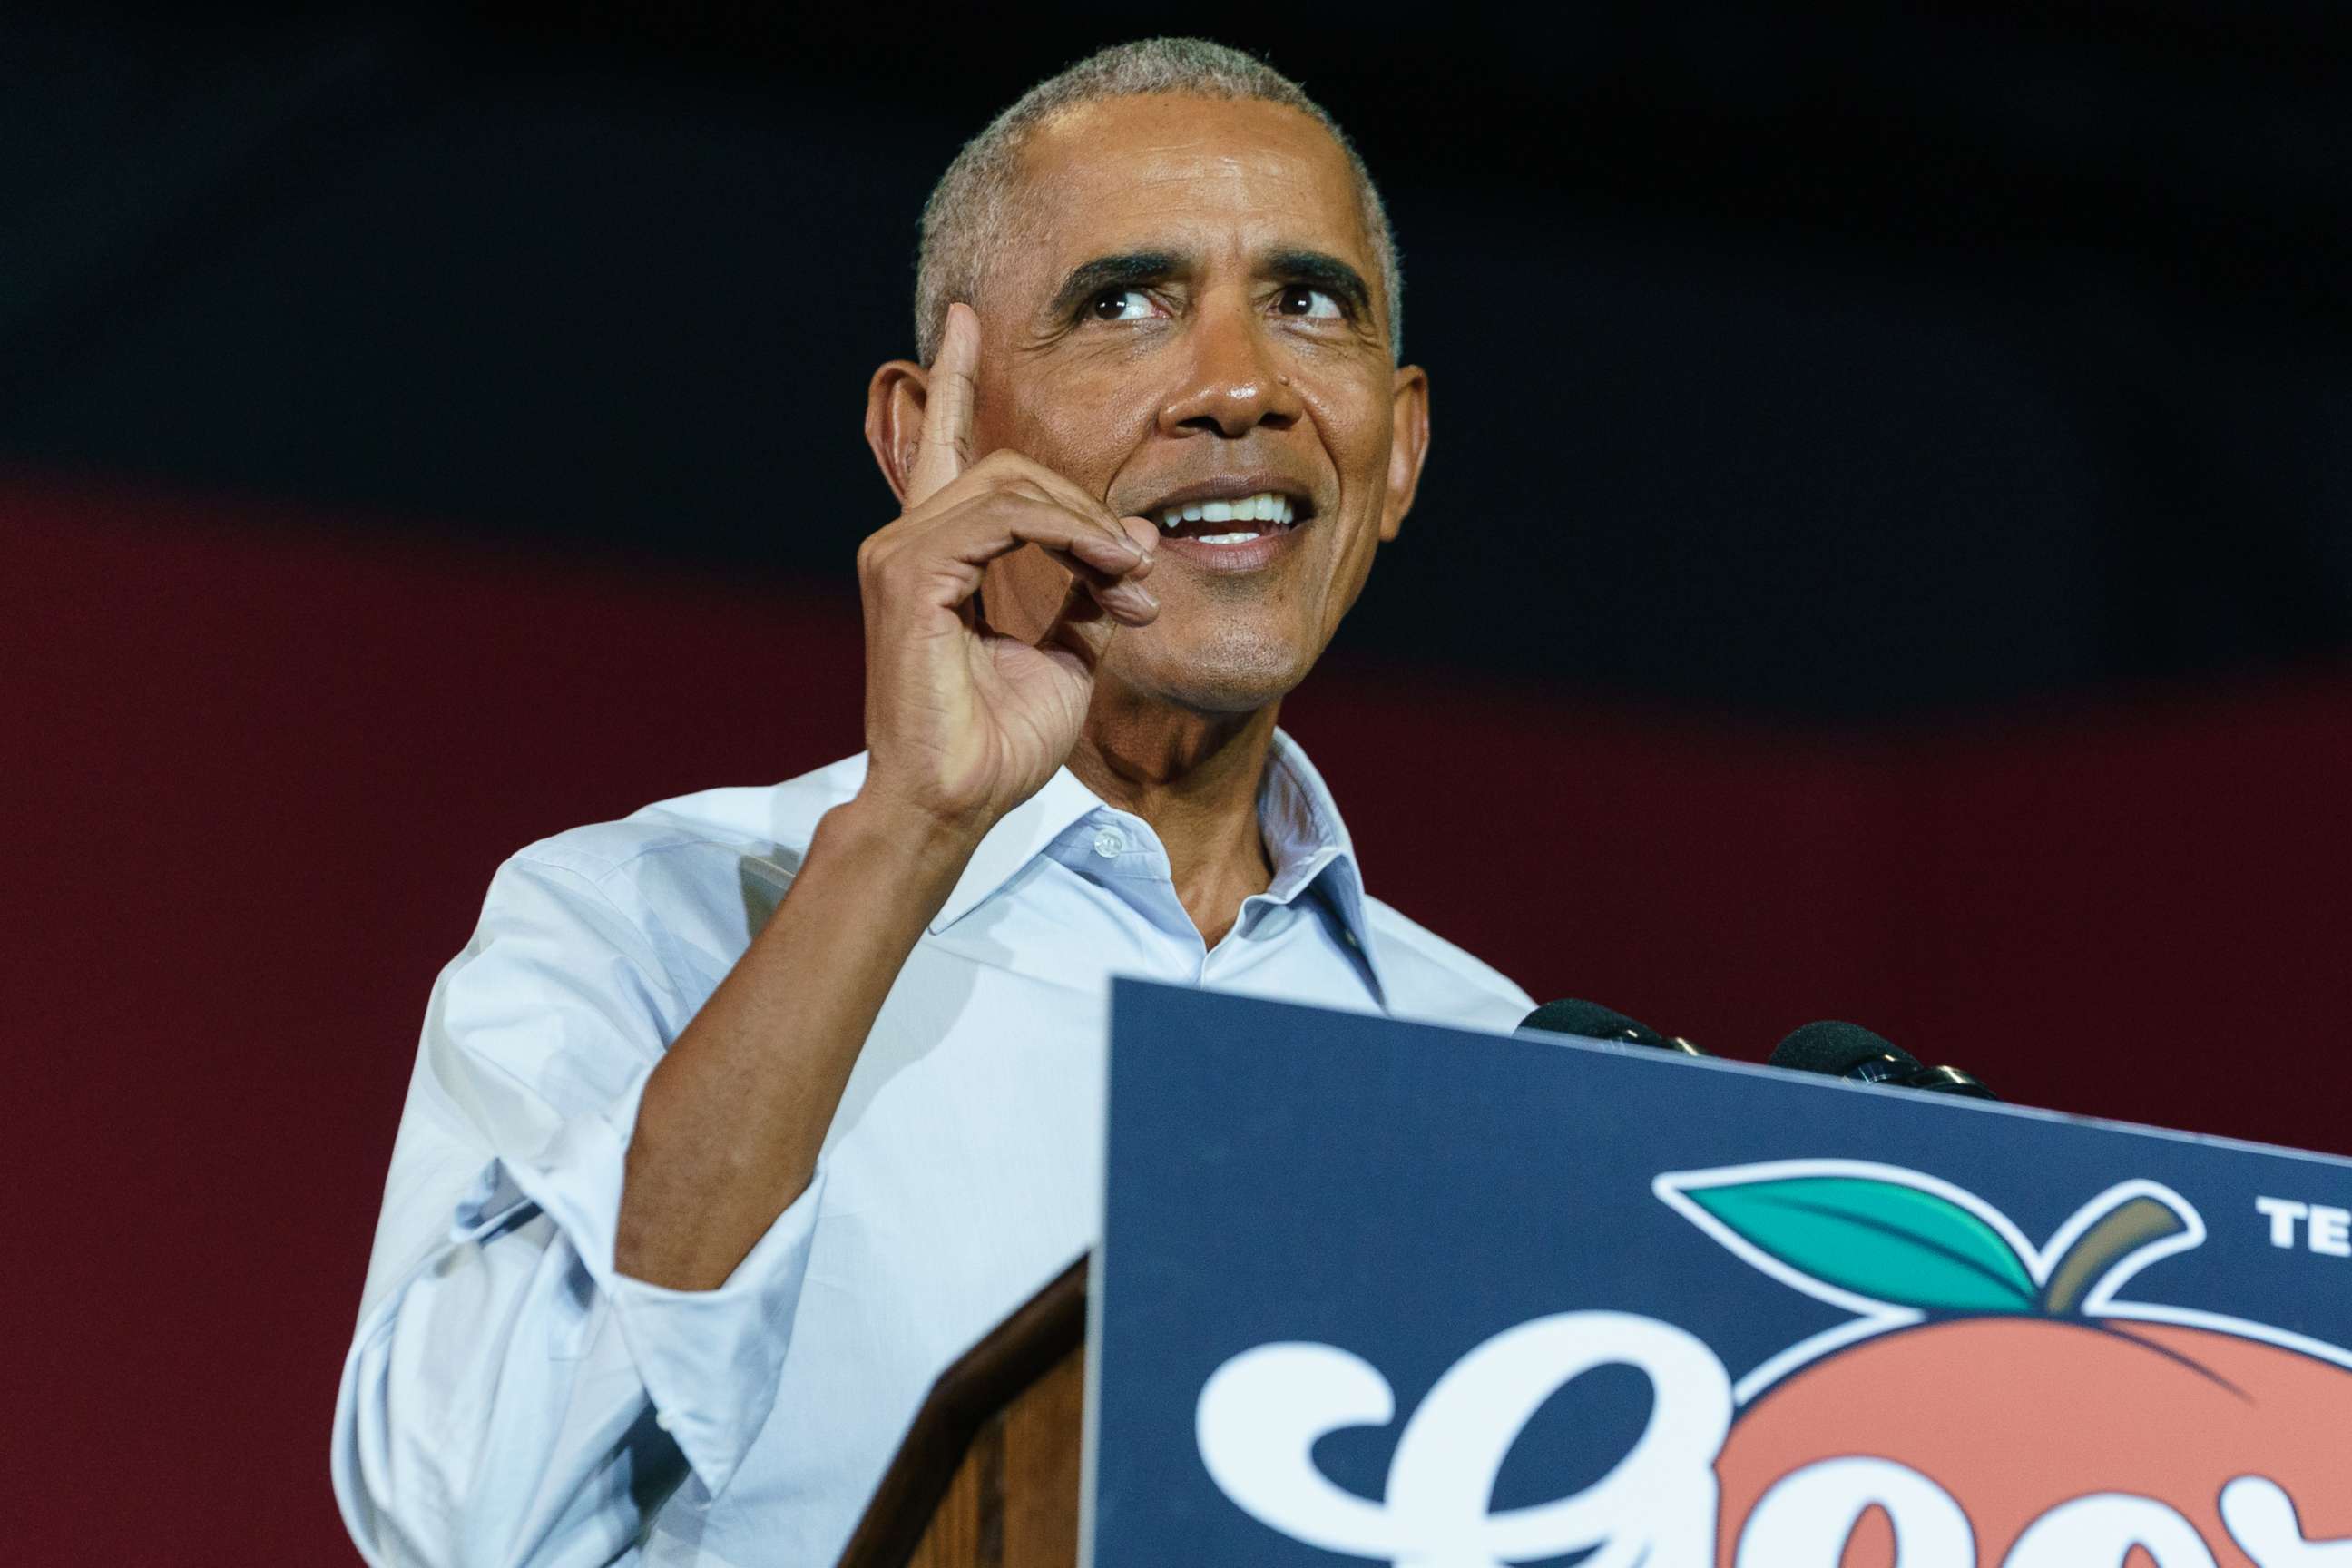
[1069, 691, 1280, 945]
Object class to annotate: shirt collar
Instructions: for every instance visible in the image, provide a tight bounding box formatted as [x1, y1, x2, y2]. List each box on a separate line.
[926, 766, 1106, 934]
[1255, 730, 1385, 992]
[923, 730, 1387, 995]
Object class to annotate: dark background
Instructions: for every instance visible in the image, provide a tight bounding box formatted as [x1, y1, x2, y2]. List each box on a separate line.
[7, 4, 2350, 1561]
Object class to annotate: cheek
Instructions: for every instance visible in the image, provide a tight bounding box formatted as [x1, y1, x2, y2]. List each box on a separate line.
[1298, 378, 1394, 489]
[1006, 367, 1158, 484]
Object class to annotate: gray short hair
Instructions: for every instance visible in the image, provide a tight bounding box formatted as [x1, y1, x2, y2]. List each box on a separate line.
[914, 38, 1402, 366]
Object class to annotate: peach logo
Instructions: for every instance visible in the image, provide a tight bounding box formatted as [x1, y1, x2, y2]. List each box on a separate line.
[1658, 1159, 2352, 1565]
[1194, 1160, 2352, 1566]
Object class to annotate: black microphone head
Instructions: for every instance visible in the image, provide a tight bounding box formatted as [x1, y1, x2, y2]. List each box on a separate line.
[1520, 998, 1666, 1047]
[1769, 1021, 1922, 1080]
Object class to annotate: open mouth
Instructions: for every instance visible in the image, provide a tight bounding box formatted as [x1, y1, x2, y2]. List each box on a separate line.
[1149, 490, 1310, 547]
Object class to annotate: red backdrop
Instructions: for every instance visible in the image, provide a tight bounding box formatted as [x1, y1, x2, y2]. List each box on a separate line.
[10, 469, 2349, 1563]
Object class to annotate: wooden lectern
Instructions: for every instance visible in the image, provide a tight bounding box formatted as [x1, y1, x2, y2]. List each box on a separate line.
[836, 1259, 1091, 1568]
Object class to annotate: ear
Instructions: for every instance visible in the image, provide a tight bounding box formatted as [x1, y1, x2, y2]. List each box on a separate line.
[864, 358, 931, 509]
[1379, 364, 1431, 544]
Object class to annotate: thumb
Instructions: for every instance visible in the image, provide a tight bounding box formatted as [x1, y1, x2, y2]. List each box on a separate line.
[906, 302, 980, 507]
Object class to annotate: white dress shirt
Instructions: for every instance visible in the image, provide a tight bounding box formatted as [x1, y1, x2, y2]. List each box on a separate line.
[331, 731, 1532, 1566]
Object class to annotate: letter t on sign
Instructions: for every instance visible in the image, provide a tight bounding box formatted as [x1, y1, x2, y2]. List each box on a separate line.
[2257, 1196, 2309, 1249]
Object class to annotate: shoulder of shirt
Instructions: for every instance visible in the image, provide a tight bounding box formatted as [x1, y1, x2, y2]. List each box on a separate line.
[502, 752, 870, 892]
[1357, 891, 1535, 1018]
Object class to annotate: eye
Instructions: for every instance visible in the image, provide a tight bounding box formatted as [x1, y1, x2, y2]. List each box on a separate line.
[1276, 285, 1344, 319]
[1089, 288, 1158, 321]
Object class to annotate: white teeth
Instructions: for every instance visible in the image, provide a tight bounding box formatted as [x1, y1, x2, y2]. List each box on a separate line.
[1150, 491, 1299, 536]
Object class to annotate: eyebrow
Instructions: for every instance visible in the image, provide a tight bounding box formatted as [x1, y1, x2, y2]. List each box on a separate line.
[1044, 251, 1183, 320]
[1263, 249, 1374, 318]
[1044, 247, 1378, 322]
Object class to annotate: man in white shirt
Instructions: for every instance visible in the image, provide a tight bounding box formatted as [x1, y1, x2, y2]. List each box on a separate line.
[332, 37, 1533, 1567]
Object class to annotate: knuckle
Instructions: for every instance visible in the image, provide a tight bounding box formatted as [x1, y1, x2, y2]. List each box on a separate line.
[858, 530, 912, 582]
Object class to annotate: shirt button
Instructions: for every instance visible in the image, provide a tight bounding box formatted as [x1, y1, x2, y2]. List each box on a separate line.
[1092, 827, 1125, 859]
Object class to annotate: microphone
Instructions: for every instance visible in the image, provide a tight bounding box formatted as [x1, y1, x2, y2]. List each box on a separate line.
[1769, 1020, 1918, 1082]
[1769, 1020, 1995, 1099]
[1521, 998, 1706, 1057]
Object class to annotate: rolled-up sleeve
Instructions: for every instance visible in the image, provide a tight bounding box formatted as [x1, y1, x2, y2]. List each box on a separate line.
[331, 852, 823, 1567]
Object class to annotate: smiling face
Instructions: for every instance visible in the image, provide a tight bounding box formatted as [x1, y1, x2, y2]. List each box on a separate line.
[964, 93, 1428, 715]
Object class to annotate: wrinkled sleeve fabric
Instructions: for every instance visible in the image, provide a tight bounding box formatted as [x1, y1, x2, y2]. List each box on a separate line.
[331, 850, 825, 1568]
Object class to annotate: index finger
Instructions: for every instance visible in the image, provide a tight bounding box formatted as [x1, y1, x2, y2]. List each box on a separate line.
[906, 302, 980, 508]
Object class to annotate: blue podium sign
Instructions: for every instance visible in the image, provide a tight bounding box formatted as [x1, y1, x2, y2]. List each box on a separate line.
[1088, 981, 2352, 1567]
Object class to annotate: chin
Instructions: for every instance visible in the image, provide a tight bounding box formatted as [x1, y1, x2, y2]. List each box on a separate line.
[1119, 628, 1317, 715]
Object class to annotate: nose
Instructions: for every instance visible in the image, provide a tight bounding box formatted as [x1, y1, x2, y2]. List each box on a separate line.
[1156, 298, 1305, 438]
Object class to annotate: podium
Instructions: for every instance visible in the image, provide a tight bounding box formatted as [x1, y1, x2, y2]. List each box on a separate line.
[837, 1259, 1088, 1568]
[844, 981, 2352, 1566]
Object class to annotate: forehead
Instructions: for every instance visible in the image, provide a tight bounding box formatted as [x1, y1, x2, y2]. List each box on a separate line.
[1012, 94, 1371, 274]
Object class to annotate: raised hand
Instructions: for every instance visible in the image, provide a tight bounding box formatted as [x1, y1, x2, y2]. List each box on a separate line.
[854, 303, 1160, 840]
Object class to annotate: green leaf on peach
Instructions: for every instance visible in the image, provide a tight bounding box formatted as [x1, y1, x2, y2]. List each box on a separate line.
[1683, 1174, 2036, 1315]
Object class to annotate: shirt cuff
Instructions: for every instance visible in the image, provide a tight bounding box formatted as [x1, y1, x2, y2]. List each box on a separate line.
[481, 1056, 826, 1500]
